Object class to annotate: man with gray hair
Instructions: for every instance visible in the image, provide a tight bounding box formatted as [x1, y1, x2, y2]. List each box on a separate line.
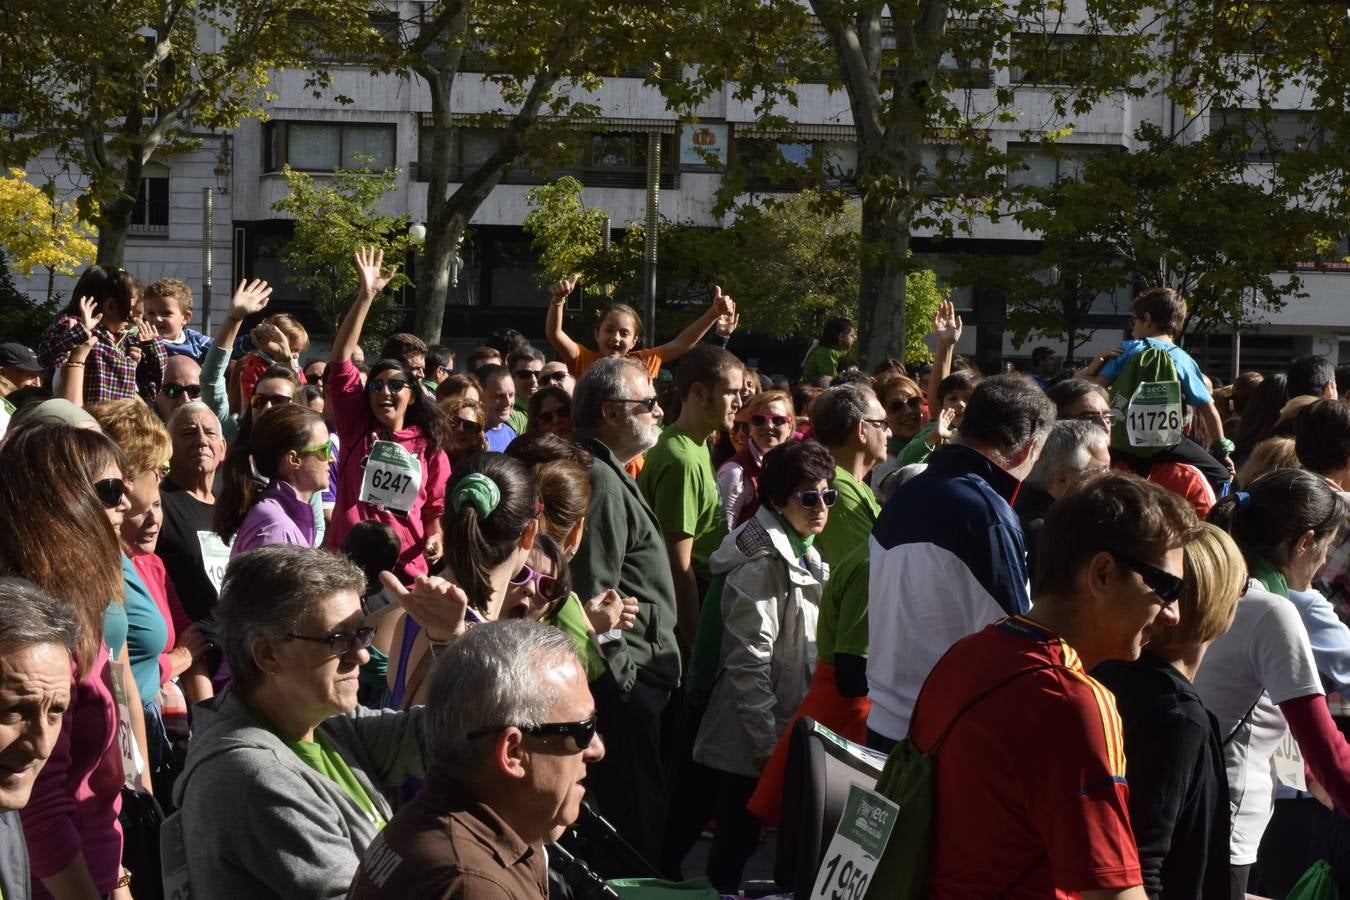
[566, 356, 677, 867]
[348, 621, 603, 900]
[0, 577, 81, 900]
[809, 382, 889, 567]
[1015, 419, 1111, 576]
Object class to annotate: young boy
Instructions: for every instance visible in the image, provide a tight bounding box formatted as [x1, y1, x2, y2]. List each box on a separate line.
[144, 278, 214, 363]
[1080, 287, 1226, 449]
[236, 312, 310, 401]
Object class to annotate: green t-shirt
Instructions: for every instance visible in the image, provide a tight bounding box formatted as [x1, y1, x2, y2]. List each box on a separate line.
[285, 732, 387, 830]
[897, 421, 938, 467]
[817, 546, 870, 662]
[802, 345, 846, 384]
[547, 593, 606, 681]
[637, 424, 727, 579]
[815, 466, 881, 568]
[508, 406, 528, 435]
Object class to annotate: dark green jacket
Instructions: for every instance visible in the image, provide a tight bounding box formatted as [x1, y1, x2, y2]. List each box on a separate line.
[572, 436, 683, 692]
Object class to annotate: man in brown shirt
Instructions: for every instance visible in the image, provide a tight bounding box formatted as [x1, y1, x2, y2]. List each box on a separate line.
[347, 621, 606, 900]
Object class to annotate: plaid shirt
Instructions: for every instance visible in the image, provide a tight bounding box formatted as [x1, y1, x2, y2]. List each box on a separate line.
[37, 315, 166, 404]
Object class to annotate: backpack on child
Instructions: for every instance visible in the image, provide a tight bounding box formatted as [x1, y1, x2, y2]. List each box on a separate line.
[1107, 344, 1185, 458]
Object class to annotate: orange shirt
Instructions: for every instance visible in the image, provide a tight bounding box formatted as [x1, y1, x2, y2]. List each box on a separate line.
[567, 344, 668, 380]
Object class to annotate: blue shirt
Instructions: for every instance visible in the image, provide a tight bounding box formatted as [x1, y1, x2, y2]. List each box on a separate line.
[485, 422, 517, 453]
[123, 553, 169, 701]
[1098, 338, 1213, 406]
[162, 327, 214, 363]
[1289, 586, 1350, 695]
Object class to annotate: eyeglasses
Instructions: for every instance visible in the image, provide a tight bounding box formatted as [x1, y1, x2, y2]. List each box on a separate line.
[861, 418, 890, 430]
[284, 626, 376, 657]
[251, 392, 294, 409]
[466, 715, 599, 753]
[367, 379, 410, 395]
[1073, 410, 1114, 426]
[93, 477, 126, 509]
[508, 562, 563, 602]
[514, 369, 542, 382]
[796, 488, 839, 509]
[1110, 552, 1185, 608]
[751, 414, 791, 429]
[536, 409, 571, 426]
[541, 371, 568, 385]
[451, 418, 484, 435]
[609, 396, 659, 412]
[296, 442, 333, 462]
[161, 382, 202, 400]
[889, 396, 922, 413]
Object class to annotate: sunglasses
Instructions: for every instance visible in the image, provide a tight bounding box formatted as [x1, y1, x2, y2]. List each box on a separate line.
[467, 715, 599, 753]
[451, 418, 484, 435]
[367, 378, 410, 395]
[609, 396, 659, 412]
[251, 392, 294, 409]
[751, 414, 791, 429]
[1110, 552, 1185, 608]
[285, 625, 376, 657]
[93, 477, 126, 509]
[541, 371, 568, 385]
[536, 409, 570, 426]
[162, 382, 202, 400]
[861, 418, 890, 430]
[514, 369, 542, 382]
[509, 562, 563, 603]
[296, 441, 333, 462]
[796, 488, 839, 509]
[889, 396, 922, 413]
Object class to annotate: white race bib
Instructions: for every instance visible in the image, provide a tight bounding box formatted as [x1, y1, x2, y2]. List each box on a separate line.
[107, 659, 144, 785]
[359, 440, 423, 516]
[1274, 730, 1308, 792]
[811, 785, 898, 900]
[1124, 381, 1184, 448]
[197, 531, 232, 594]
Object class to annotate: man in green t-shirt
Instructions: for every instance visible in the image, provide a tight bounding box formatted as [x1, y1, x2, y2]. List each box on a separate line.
[809, 382, 888, 567]
[638, 344, 744, 650]
[507, 345, 544, 434]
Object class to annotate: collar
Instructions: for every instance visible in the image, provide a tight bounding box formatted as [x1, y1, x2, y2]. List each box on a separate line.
[926, 444, 1022, 503]
[1249, 556, 1289, 598]
[1013, 482, 1055, 519]
[769, 507, 814, 557]
[262, 478, 314, 516]
[421, 768, 538, 867]
[994, 614, 1084, 671]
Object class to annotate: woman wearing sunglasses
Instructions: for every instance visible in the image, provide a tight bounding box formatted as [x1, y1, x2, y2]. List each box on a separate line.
[216, 404, 334, 556]
[175, 545, 426, 900]
[527, 385, 574, 439]
[680, 439, 833, 891]
[717, 390, 797, 529]
[1194, 469, 1350, 896]
[0, 425, 139, 899]
[326, 247, 450, 583]
[439, 395, 487, 466]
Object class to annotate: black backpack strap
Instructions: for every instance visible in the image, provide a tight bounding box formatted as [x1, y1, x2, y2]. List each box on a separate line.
[1224, 696, 1261, 747]
[929, 663, 1063, 754]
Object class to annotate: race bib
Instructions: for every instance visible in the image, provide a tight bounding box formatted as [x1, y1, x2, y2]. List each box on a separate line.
[197, 531, 232, 595]
[359, 440, 422, 516]
[811, 785, 898, 900]
[1124, 381, 1184, 448]
[1274, 730, 1308, 792]
[0, 397, 12, 439]
[107, 659, 144, 785]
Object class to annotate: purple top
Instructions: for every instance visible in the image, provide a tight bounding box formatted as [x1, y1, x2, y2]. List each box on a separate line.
[231, 480, 318, 557]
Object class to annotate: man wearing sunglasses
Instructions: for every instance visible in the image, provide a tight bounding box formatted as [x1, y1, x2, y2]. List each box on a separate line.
[809, 383, 889, 568]
[907, 472, 1198, 899]
[508, 346, 546, 434]
[154, 354, 203, 421]
[348, 621, 603, 900]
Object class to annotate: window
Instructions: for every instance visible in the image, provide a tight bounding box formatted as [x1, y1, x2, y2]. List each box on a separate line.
[129, 168, 169, 236]
[918, 144, 975, 195]
[734, 137, 860, 191]
[415, 125, 675, 188]
[1006, 142, 1118, 188]
[1212, 108, 1329, 162]
[938, 32, 994, 89]
[1011, 33, 1111, 85]
[264, 121, 396, 172]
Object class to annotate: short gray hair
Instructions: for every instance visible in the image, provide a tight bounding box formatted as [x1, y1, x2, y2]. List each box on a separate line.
[167, 400, 214, 431]
[0, 577, 80, 657]
[218, 546, 366, 696]
[573, 356, 647, 432]
[1025, 420, 1108, 491]
[426, 620, 581, 770]
[810, 383, 878, 448]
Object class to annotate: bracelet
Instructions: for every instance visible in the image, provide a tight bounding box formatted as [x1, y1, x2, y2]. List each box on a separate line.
[63, 361, 85, 368]
[427, 638, 453, 658]
[116, 869, 133, 888]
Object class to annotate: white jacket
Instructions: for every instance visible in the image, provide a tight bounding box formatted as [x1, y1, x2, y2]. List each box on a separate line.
[693, 506, 828, 777]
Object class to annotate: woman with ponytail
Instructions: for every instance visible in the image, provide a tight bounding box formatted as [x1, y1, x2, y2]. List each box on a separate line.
[1194, 468, 1350, 895]
[215, 404, 332, 554]
[379, 453, 539, 709]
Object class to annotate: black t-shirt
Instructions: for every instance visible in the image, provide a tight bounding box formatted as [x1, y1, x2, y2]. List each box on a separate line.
[157, 477, 222, 622]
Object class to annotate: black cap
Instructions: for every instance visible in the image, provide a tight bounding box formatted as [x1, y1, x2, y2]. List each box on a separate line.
[0, 343, 41, 372]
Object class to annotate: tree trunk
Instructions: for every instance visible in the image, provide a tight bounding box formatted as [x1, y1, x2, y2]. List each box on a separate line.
[96, 197, 133, 267]
[858, 193, 909, 367]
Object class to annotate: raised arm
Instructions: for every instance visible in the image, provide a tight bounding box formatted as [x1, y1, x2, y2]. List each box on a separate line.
[203, 280, 272, 425]
[652, 285, 736, 361]
[57, 297, 101, 407]
[332, 247, 397, 364]
[927, 300, 962, 421]
[544, 276, 582, 365]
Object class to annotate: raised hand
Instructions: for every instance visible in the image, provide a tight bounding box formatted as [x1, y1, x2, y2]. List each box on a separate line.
[250, 322, 291, 361]
[936, 405, 958, 443]
[74, 296, 102, 346]
[716, 310, 740, 337]
[932, 299, 962, 347]
[711, 285, 736, 319]
[380, 571, 468, 642]
[585, 589, 640, 633]
[550, 275, 579, 303]
[228, 278, 272, 322]
[354, 245, 398, 298]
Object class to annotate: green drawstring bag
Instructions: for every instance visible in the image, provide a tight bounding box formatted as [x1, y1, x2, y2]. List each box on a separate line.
[1286, 859, 1339, 900]
[607, 876, 720, 900]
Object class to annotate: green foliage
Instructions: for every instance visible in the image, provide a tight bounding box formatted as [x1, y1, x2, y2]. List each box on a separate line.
[521, 177, 641, 291]
[0, 251, 60, 347]
[271, 165, 413, 353]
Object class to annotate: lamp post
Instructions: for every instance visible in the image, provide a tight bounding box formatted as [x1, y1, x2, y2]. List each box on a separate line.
[202, 134, 231, 334]
[642, 133, 660, 335]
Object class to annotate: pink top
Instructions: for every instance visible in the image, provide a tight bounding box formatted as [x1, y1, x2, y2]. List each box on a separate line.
[132, 552, 193, 686]
[324, 359, 450, 582]
[20, 644, 124, 898]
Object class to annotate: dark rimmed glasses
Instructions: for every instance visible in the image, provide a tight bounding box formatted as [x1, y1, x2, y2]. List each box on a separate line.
[161, 382, 202, 400]
[467, 715, 599, 753]
[751, 414, 791, 429]
[1110, 552, 1184, 608]
[451, 417, 484, 435]
[93, 477, 126, 509]
[889, 396, 922, 413]
[367, 378, 410, 395]
[284, 626, 377, 656]
[609, 396, 659, 412]
[796, 488, 839, 509]
[541, 371, 569, 385]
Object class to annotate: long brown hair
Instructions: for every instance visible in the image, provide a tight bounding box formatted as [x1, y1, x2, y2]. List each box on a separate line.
[0, 425, 127, 676]
[215, 404, 324, 543]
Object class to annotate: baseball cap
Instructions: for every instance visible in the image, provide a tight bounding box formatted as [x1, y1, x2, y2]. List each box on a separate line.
[0, 343, 42, 372]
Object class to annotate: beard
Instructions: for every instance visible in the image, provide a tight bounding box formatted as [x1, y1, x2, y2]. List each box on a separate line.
[622, 411, 661, 456]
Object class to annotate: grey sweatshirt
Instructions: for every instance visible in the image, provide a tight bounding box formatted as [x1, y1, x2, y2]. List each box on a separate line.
[171, 687, 426, 900]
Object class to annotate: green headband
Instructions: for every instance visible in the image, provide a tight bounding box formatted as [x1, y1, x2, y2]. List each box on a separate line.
[452, 473, 501, 518]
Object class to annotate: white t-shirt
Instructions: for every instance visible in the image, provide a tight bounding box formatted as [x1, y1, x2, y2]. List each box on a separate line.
[1192, 581, 1323, 865]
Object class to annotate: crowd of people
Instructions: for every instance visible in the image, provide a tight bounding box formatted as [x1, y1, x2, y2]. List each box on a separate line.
[2, 249, 1350, 900]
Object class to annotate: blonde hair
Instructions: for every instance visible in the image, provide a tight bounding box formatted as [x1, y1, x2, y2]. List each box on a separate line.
[267, 313, 309, 353]
[1149, 522, 1246, 652]
[144, 277, 194, 316]
[875, 373, 923, 406]
[1237, 436, 1300, 489]
[744, 389, 795, 419]
[87, 399, 171, 480]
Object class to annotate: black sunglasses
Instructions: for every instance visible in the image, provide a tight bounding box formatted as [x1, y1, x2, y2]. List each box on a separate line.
[451, 418, 484, 435]
[541, 371, 568, 384]
[367, 378, 410, 395]
[609, 396, 659, 412]
[161, 382, 202, 400]
[1110, 552, 1185, 607]
[889, 397, 922, 413]
[467, 715, 599, 753]
[93, 477, 126, 509]
[284, 626, 377, 656]
[796, 488, 839, 509]
[514, 369, 542, 382]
